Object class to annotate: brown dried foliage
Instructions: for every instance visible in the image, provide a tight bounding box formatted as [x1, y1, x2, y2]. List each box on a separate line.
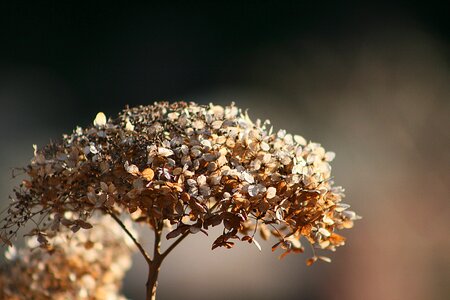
[0, 101, 359, 265]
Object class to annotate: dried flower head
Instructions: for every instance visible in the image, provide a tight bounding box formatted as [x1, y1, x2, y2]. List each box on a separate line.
[0, 214, 136, 299]
[0, 101, 359, 269]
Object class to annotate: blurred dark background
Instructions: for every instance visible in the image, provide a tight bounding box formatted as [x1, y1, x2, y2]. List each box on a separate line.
[1, 1, 449, 300]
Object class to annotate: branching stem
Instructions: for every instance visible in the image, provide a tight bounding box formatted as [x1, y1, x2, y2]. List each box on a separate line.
[109, 213, 189, 300]
[161, 231, 189, 260]
[108, 212, 152, 264]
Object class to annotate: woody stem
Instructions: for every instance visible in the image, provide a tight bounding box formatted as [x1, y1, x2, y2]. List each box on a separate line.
[146, 255, 162, 300]
[146, 222, 190, 300]
[146, 221, 162, 300]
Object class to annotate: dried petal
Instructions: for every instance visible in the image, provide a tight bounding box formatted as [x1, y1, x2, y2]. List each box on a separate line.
[318, 256, 332, 263]
[158, 147, 174, 157]
[93, 112, 107, 127]
[266, 187, 276, 199]
[306, 257, 318, 266]
[124, 161, 140, 176]
[141, 168, 155, 181]
[253, 238, 262, 251]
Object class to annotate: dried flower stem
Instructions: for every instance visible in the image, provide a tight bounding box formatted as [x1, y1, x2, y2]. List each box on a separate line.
[147, 258, 161, 300]
[109, 212, 152, 264]
[145, 221, 190, 299]
[147, 222, 162, 300]
[109, 213, 188, 299]
[161, 231, 189, 260]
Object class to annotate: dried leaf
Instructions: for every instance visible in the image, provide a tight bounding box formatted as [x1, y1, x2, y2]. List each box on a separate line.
[242, 235, 252, 242]
[271, 241, 281, 252]
[166, 226, 188, 239]
[71, 225, 81, 233]
[37, 234, 48, 244]
[189, 225, 201, 234]
[279, 251, 291, 260]
[61, 218, 74, 226]
[77, 220, 93, 229]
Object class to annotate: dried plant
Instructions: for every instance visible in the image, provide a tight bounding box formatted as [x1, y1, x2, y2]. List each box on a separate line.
[0, 214, 136, 299]
[0, 101, 359, 299]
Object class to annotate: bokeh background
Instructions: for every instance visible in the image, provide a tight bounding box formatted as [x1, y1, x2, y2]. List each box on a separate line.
[1, 2, 449, 300]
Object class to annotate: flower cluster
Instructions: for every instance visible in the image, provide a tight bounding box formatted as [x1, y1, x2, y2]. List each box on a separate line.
[0, 214, 136, 299]
[0, 101, 359, 264]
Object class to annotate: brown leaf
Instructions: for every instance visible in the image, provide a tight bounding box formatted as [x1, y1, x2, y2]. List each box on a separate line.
[181, 192, 190, 203]
[71, 225, 81, 233]
[189, 225, 201, 234]
[189, 199, 207, 214]
[271, 241, 281, 252]
[77, 220, 93, 229]
[134, 216, 148, 223]
[37, 234, 48, 244]
[204, 214, 222, 228]
[22, 180, 32, 189]
[277, 181, 287, 194]
[128, 205, 138, 214]
[242, 235, 252, 243]
[166, 225, 189, 239]
[279, 250, 291, 260]
[61, 218, 74, 226]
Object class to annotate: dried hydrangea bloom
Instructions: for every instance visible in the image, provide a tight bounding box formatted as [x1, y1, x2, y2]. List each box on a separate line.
[0, 214, 136, 300]
[0, 101, 359, 299]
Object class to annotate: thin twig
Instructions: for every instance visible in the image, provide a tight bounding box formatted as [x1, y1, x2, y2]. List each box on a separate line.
[160, 231, 189, 260]
[108, 212, 152, 264]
